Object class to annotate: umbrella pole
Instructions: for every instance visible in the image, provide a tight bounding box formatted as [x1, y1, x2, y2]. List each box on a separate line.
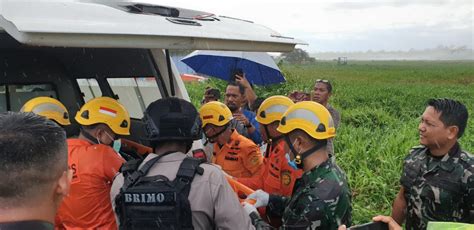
[165, 49, 175, 96]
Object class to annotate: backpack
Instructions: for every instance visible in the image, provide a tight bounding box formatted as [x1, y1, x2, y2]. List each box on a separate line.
[115, 151, 205, 230]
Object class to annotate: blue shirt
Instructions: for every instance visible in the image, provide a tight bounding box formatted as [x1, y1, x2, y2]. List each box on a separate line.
[243, 109, 262, 145]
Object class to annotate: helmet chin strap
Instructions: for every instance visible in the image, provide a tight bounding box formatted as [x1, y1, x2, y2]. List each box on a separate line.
[80, 127, 100, 144]
[263, 124, 284, 158]
[285, 135, 326, 169]
[205, 123, 229, 144]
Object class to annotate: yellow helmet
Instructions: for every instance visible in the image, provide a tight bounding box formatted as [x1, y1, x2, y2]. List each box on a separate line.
[75, 97, 130, 135]
[256, 96, 294, 125]
[277, 101, 335, 140]
[199, 101, 233, 127]
[21, 97, 71, 126]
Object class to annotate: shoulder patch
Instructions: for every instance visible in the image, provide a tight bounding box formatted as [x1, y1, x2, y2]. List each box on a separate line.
[282, 171, 292, 186]
[250, 155, 260, 165]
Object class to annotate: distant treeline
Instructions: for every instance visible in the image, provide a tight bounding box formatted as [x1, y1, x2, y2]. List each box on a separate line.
[311, 46, 473, 60]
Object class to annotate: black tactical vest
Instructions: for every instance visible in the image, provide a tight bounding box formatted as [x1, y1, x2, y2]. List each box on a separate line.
[115, 152, 205, 230]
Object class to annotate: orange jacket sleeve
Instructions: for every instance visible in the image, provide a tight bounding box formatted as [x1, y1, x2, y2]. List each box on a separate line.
[101, 147, 125, 181]
[237, 162, 264, 190]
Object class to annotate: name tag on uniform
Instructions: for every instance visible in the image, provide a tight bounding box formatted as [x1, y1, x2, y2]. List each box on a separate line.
[123, 192, 176, 205]
[224, 156, 239, 161]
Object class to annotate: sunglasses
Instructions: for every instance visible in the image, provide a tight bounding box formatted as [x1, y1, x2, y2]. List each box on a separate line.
[316, 79, 330, 83]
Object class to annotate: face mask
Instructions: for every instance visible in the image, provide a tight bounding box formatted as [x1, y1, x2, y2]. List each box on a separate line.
[104, 132, 121, 153]
[287, 138, 304, 169]
[260, 143, 268, 156]
[112, 139, 122, 153]
[285, 152, 298, 170]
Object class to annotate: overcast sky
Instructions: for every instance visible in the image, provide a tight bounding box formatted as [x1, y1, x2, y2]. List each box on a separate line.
[147, 0, 472, 52]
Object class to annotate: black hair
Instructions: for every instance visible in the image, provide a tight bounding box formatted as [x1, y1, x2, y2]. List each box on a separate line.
[315, 80, 333, 93]
[205, 88, 221, 100]
[227, 81, 246, 95]
[427, 98, 468, 138]
[0, 112, 67, 205]
[150, 140, 194, 154]
[251, 97, 266, 112]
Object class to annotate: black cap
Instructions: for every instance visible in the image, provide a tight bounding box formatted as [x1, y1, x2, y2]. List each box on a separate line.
[143, 97, 202, 141]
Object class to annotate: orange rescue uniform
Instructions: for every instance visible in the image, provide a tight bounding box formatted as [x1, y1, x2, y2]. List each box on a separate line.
[56, 139, 125, 230]
[238, 140, 302, 196]
[212, 130, 263, 178]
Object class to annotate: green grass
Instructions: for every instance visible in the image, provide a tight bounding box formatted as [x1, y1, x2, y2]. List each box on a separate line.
[185, 60, 474, 224]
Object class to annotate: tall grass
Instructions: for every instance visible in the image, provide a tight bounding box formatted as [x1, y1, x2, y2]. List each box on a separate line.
[185, 60, 474, 224]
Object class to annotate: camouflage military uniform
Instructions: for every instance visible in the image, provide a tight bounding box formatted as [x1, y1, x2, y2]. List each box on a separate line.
[260, 159, 352, 229]
[400, 143, 474, 230]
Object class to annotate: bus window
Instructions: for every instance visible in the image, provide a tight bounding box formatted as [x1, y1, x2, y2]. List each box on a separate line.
[107, 77, 162, 119]
[8, 84, 57, 111]
[0, 86, 6, 112]
[77, 79, 102, 102]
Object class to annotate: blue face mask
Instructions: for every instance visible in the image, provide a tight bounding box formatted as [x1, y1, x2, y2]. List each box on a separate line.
[285, 152, 298, 170]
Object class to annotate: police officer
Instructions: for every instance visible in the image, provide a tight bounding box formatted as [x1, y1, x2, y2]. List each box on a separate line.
[244, 101, 352, 229]
[391, 98, 473, 230]
[21, 96, 71, 126]
[199, 101, 264, 178]
[110, 97, 255, 229]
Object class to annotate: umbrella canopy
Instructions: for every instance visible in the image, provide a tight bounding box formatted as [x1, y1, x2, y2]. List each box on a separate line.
[181, 51, 285, 86]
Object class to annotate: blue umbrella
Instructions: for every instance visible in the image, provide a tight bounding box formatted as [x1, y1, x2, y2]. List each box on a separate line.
[181, 50, 285, 86]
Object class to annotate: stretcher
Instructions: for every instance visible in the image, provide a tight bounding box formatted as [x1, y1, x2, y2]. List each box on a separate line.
[225, 176, 256, 205]
[120, 138, 153, 156]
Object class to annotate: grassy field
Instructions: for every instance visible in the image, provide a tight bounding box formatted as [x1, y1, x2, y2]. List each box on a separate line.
[185, 60, 474, 224]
